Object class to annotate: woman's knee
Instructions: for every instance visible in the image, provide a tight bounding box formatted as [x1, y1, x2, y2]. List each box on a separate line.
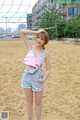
[35, 100, 42, 106]
[35, 91, 43, 106]
[25, 99, 33, 106]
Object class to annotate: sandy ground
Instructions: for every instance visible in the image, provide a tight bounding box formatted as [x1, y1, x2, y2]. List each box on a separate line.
[0, 40, 80, 120]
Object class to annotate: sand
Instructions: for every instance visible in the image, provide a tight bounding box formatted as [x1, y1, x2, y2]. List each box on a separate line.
[0, 40, 80, 120]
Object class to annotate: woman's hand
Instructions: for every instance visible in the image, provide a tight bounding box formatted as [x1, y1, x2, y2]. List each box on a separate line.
[37, 29, 46, 34]
[36, 79, 45, 83]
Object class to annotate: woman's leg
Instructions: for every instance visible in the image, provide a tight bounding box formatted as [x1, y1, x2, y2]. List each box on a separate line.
[24, 88, 33, 120]
[35, 91, 43, 120]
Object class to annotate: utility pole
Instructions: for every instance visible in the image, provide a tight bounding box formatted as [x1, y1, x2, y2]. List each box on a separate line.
[56, 24, 58, 40]
[67, 0, 69, 21]
[5, 17, 8, 36]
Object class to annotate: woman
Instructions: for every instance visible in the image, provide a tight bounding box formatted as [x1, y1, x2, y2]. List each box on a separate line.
[20, 29, 51, 120]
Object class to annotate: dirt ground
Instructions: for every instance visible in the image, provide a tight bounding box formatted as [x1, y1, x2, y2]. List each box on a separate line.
[0, 40, 80, 120]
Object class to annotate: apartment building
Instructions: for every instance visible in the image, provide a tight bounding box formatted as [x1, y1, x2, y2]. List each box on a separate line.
[27, 14, 32, 29]
[32, 0, 55, 29]
[32, 0, 80, 29]
[0, 27, 5, 36]
[18, 24, 26, 32]
[56, 0, 80, 20]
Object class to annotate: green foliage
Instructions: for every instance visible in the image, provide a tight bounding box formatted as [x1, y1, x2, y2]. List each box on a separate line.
[64, 14, 80, 38]
[37, 7, 80, 40]
[57, 19, 67, 39]
[38, 8, 60, 40]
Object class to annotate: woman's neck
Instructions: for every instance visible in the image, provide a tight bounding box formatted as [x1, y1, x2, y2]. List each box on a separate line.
[35, 45, 43, 50]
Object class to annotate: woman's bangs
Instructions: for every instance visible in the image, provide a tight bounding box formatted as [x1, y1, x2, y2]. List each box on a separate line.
[38, 34, 45, 40]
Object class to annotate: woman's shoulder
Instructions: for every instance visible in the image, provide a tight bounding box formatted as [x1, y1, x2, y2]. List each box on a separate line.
[44, 49, 49, 54]
[44, 49, 49, 58]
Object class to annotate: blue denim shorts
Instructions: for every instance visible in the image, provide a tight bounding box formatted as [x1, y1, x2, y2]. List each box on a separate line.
[21, 68, 44, 91]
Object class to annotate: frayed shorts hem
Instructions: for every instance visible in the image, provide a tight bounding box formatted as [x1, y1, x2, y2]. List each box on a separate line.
[21, 85, 44, 91]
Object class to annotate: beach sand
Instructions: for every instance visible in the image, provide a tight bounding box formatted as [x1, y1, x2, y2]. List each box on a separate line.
[0, 40, 80, 120]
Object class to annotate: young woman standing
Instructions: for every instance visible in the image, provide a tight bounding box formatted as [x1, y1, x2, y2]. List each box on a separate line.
[20, 29, 51, 120]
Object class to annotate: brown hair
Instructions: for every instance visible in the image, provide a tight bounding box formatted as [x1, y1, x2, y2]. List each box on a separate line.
[37, 31, 49, 48]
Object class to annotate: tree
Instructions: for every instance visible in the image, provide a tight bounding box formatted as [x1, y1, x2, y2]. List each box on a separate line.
[64, 14, 80, 38]
[38, 7, 80, 39]
[38, 7, 66, 40]
[38, 8, 57, 39]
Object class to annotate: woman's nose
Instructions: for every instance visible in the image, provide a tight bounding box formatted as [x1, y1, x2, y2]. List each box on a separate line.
[37, 38, 40, 42]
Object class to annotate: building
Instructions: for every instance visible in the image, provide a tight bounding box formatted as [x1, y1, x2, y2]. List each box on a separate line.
[55, 0, 79, 20]
[0, 27, 5, 36]
[18, 24, 26, 33]
[32, 0, 80, 28]
[32, 0, 55, 29]
[7, 27, 11, 37]
[27, 14, 32, 29]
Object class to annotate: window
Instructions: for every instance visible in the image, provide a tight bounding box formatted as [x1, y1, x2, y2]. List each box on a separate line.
[49, 0, 54, 3]
[71, 0, 77, 2]
[64, 0, 78, 3]
[68, 7, 78, 16]
[50, 0, 54, 3]
[29, 20, 32, 23]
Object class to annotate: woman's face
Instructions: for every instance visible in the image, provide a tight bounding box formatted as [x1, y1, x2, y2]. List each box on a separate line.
[36, 34, 45, 46]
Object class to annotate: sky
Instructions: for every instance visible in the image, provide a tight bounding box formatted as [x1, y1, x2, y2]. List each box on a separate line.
[0, 0, 38, 30]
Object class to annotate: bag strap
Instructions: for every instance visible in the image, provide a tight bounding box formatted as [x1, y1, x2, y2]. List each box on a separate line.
[32, 49, 46, 72]
[40, 49, 46, 67]
[32, 49, 46, 70]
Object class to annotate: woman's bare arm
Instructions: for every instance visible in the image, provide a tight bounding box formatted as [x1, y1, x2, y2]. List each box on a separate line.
[20, 29, 39, 50]
[43, 51, 51, 81]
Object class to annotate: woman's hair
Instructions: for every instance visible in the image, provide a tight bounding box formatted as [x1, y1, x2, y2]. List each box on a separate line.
[37, 31, 49, 48]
